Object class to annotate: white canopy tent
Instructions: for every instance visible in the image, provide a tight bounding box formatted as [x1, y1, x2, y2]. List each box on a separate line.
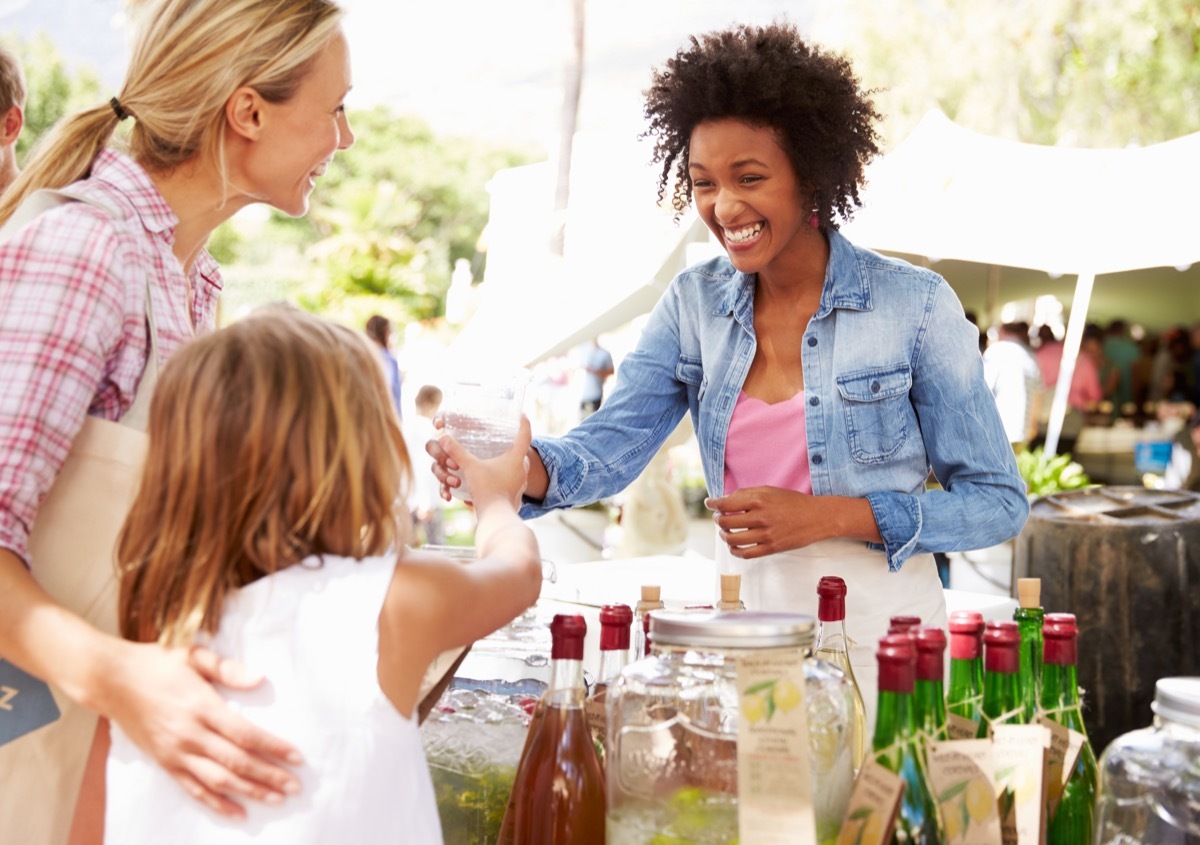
[843, 109, 1200, 455]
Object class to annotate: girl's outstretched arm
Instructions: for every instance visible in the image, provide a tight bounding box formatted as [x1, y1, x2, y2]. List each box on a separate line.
[379, 417, 543, 717]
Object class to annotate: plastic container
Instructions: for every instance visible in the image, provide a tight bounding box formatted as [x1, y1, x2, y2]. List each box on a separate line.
[605, 610, 854, 845]
[1094, 676, 1200, 844]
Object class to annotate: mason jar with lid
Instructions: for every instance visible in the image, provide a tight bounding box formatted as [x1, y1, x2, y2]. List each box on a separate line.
[605, 610, 855, 845]
[1094, 676, 1200, 844]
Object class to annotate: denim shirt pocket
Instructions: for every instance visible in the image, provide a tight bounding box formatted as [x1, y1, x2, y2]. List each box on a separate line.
[836, 364, 913, 464]
[676, 356, 707, 400]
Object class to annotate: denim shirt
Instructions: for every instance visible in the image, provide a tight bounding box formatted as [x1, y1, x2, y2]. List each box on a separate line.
[523, 230, 1029, 569]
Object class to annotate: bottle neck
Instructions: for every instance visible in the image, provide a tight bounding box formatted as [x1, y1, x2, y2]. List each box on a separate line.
[874, 688, 916, 751]
[815, 619, 850, 654]
[548, 656, 587, 708]
[914, 678, 947, 740]
[596, 648, 629, 687]
[1040, 661, 1086, 732]
[982, 666, 1024, 724]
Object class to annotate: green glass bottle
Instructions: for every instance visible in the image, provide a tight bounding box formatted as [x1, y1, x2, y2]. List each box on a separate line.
[913, 626, 948, 751]
[1041, 613, 1097, 845]
[977, 620, 1024, 738]
[873, 634, 943, 845]
[946, 610, 985, 738]
[1014, 577, 1045, 723]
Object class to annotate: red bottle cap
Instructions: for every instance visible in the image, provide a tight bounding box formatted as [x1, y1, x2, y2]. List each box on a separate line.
[888, 615, 922, 635]
[876, 633, 917, 693]
[550, 614, 587, 661]
[983, 620, 1020, 675]
[816, 576, 847, 622]
[914, 626, 947, 681]
[599, 603, 633, 651]
[1042, 612, 1078, 666]
[949, 610, 985, 660]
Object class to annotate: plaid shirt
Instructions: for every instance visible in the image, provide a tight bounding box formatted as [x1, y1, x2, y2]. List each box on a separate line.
[0, 149, 223, 562]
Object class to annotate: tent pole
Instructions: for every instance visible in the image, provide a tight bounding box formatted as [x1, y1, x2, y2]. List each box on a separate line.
[1043, 271, 1096, 457]
[985, 264, 1002, 328]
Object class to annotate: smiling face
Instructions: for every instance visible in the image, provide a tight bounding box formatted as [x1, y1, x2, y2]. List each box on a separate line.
[244, 28, 355, 217]
[688, 118, 814, 283]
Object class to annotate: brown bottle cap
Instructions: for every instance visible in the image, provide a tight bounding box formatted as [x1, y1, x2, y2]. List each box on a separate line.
[720, 573, 741, 603]
[641, 585, 661, 603]
[1017, 578, 1041, 608]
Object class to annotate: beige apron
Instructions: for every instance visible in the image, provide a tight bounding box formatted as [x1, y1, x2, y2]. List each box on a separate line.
[0, 189, 159, 845]
[715, 535, 947, 736]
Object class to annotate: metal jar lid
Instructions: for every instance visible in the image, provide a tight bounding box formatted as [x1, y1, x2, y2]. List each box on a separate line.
[648, 610, 815, 649]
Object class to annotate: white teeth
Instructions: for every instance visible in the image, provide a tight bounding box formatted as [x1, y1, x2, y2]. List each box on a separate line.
[725, 222, 763, 243]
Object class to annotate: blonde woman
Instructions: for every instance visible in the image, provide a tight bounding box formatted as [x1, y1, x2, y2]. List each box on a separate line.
[78, 308, 540, 844]
[0, 0, 355, 839]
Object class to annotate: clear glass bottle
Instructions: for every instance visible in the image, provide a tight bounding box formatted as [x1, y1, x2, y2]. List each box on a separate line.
[814, 575, 868, 773]
[1094, 676, 1200, 844]
[946, 610, 985, 738]
[1014, 577, 1045, 724]
[606, 610, 854, 845]
[502, 614, 605, 844]
[631, 584, 664, 661]
[913, 626, 949, 749]
[872, 633, 943, 845]
[1040, 613, 1096, 845]
[977, 619, 1024, 738]
[587, 603, 632, 770]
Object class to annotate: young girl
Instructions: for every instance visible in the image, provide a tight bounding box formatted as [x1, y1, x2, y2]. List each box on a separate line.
[91, 307, 542, 843]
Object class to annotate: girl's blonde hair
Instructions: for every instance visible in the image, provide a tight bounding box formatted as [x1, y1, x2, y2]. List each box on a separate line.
[118, 306, 410, 646]
[0, 0, 342, 224]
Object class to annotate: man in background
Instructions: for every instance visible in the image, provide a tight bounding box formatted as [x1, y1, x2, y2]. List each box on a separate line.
[0, 44, 25, 196]
[578, 337, 614, 418]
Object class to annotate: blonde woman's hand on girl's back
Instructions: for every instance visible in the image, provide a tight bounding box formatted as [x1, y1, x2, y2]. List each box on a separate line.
[99, 641, 302, 818]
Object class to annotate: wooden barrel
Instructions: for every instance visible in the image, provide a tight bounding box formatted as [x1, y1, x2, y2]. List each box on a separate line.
[1012, 486, 1200, 755]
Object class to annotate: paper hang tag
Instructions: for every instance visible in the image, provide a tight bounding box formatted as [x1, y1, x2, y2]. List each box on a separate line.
[925, 738, 1003, 844]
[947, 712, 982, 740]
[735, 649, 817, 845]
[1037, 715, 1085, 820]
[0, 659, 62, 746]
[991, 724, 1051, 845]
[837, 759, 904, 845]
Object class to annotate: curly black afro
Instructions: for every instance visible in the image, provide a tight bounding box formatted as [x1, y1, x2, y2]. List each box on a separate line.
[643, 20, 881, 229]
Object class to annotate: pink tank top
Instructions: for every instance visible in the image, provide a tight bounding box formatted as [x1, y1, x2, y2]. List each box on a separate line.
[723, 390, 812, 494]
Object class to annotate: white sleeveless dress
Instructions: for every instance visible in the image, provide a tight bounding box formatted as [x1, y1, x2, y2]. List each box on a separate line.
[105, 554, 443, 844]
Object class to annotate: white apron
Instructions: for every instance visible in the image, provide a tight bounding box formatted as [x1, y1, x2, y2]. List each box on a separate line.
[0, 189, 159, 845]
[715, 535, 947, 736]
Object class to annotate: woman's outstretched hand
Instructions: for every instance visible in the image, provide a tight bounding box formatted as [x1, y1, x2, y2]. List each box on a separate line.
[99, 640, 302, 818]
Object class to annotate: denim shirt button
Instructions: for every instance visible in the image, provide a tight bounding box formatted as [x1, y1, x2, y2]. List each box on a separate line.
[870, 380, 881, 393]
[807, 336, 818, 347]
[812, 454, 823, 465]
[808, 396, 819, 407]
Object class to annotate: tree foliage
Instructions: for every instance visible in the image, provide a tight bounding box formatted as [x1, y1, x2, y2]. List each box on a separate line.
[823, 0, 1200, 149]
[223, 106, 536, 330]
[12, 33, 103, 161]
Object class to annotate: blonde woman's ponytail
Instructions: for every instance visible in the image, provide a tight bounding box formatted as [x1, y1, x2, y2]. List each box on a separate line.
[0, 104, 119, 225]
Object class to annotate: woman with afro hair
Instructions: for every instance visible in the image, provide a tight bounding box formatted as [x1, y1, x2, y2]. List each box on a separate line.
[430, 20, 1028, 732]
